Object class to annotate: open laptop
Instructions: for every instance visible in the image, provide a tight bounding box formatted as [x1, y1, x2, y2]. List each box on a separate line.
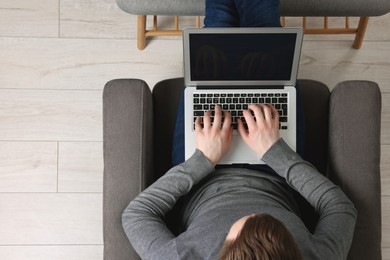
[183, 27, 303, 164]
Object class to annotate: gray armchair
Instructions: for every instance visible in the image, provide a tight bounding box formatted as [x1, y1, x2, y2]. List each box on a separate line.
[103, 78, 382, 260]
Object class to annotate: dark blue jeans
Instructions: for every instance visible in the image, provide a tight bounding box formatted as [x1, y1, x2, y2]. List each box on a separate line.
[204, 0, 281, 28]
[172, 0, 305, 170]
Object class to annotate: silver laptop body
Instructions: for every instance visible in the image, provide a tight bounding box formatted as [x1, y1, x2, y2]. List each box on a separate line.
[183, 27, 303, 164]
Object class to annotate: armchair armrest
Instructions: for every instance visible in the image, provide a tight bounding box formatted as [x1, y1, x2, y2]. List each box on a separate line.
[103, 79, 153, 260]
[328, 81, 382, 260]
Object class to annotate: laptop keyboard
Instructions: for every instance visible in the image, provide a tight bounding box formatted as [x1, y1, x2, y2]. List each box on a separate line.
[193, 92, 289, 130]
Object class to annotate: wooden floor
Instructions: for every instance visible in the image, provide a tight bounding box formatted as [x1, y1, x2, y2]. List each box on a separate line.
[0, 1, 389, 259]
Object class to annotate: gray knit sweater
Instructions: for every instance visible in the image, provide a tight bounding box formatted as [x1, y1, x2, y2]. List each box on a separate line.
[122, 139, 357, 260]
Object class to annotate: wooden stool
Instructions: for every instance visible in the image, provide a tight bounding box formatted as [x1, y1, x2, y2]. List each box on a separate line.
[136, 15, 369, 50]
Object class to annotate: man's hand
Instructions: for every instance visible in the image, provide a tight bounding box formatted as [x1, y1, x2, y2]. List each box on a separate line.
[237, 104, 280, 158]
[195, 105, 233, 166]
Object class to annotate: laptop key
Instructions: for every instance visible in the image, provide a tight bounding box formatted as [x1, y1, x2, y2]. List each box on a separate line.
[194, 111, 204, 117]
[279, 98, 288, 103]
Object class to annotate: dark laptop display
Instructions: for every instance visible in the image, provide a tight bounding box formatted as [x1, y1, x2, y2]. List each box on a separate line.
[189, 33, 297, 81]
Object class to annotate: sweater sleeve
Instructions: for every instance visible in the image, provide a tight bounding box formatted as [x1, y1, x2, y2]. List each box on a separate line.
[122, 149, 214, 260]
[262, 138, 357, 260]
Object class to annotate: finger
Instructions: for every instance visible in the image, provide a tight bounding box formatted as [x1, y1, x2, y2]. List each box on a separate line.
[203, 110, 211, 129]
[213, 105, 222, 128]
[268, 104, 280, 127]
[263, 104, 273, 122]
[223, 121, 234, 146]
[248, 104, 265, 123]
[243, 109, 256, 130]
[237, 118, 249, 142]
[268, 103, 279, 118]
[228, 126, 233, 143]
[225, 126, 234, 149]
[269, 105, 279, 126]
[195, 116, 202, 131]
[262, 104, 279, 124]
[222, 110, 232, 131]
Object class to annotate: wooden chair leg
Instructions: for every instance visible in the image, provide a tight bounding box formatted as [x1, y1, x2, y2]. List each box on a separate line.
[353, 16, 369, 49]
[137, 15, 147, 50]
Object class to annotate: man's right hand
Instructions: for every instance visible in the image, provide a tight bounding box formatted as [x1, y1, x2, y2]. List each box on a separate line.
[237, 104, 281, 158]
[195, 105, 233, 166]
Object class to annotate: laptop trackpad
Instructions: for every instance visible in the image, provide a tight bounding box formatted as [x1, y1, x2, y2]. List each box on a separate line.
[219, 135, 264, 165]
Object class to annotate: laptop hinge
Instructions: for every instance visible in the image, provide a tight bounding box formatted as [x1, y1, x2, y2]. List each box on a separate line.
[195, 85, 286, 90]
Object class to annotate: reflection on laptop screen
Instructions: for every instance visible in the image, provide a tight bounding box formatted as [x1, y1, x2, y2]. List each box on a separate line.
[189, 33, 297, 81]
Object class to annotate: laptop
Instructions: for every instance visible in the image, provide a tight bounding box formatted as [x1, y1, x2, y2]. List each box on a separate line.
[183, 27, 303, 164]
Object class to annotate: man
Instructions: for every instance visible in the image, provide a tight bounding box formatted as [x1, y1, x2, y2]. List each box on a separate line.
[122, 104, 357, 259]
[123, 0, 357, 258]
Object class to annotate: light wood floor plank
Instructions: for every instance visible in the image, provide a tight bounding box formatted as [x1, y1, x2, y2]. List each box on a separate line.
[0, 142, 57, 192]
[1, 37, 389, 92]
[60, 0, 134, 39]
[299, 41, 390, 92]
[286, 14, 390, 42]
[0, 90, 102, 141]
[0, 0, 58, 37]
[383, 93, 390, 145]
[384, 248, 390, 260]
[383, 196, 390, 248]
[0, 37, 183, 90]
[58, 142, 103, 192]
[366, 13, 390, 41]
[0, 245, 103, 260]
[0, 193, 102, 245]
[383, 145, 390, 196]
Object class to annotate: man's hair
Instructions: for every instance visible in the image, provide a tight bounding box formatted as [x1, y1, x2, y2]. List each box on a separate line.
[219, 214, 303, 260]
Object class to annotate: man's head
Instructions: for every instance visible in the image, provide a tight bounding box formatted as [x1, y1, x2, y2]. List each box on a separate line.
[219, 213, 302, 260]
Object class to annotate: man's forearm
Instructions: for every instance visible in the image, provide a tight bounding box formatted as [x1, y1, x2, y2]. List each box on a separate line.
[122, 149, 214, 259]
[262, 138, 357, 259]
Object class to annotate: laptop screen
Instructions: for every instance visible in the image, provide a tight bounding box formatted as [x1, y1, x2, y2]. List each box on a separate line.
[183, 28, 303, 86]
